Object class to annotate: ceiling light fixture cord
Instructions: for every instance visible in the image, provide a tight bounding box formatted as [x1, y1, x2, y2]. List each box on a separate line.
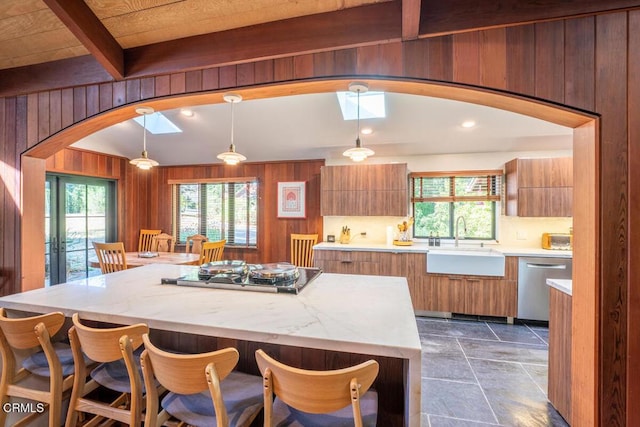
[343, 82, 374, 162]
[230, 98, 235, 151]
[356, 88, 361, 147]
[217, 93, 247, 165]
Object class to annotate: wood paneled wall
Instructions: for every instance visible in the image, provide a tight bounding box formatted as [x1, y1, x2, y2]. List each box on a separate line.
[141, 160, 323, 263]
[1, 10, 639, 426]
[44, 149, 323, 264]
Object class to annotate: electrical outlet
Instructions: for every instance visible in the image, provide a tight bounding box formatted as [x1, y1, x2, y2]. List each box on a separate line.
[516, 230, 528, 240]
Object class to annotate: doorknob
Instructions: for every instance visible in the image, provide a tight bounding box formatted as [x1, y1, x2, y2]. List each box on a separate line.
[51, 237, 58, 253]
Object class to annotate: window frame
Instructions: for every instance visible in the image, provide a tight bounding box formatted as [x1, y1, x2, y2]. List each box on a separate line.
[410, 170, 502, 240]
[170, 177, 259, 248]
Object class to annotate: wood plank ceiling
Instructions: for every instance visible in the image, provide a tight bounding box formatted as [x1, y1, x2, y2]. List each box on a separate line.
[3, 0, 640, 97]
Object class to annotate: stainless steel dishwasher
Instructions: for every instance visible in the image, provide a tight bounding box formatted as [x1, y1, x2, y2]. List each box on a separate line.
[517, 257, 572, 321]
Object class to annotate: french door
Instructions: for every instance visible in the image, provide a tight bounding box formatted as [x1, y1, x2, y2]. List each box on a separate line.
[45, 174, 117, 286]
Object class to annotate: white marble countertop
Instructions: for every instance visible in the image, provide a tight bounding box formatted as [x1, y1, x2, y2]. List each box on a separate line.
[0, 264, 422, 425]
[314, 241, 573, 258]
[547, 278, 572, 296]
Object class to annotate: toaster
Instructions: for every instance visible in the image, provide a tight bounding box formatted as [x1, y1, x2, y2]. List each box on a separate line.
[541, 233, 572, 250]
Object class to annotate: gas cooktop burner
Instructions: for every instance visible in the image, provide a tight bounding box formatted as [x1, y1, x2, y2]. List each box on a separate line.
[162, 261, 322, 294]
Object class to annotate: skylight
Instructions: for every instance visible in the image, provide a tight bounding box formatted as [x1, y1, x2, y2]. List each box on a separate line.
[336, 91, 386, 120]
[133, 112, 182, 134]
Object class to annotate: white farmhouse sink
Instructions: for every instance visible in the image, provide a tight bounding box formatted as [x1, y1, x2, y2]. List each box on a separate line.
[427, 248, 505, 276]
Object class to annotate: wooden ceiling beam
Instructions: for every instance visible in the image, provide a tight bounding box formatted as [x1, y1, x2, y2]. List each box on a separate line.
[42, 0, 124, 80]
[419, 0, 640, 36]
[402, 0, 422, 40]
[124, 1, 402, 77]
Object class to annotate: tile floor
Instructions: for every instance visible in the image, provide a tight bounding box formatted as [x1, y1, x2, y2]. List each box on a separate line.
[417, 316, 570, 427]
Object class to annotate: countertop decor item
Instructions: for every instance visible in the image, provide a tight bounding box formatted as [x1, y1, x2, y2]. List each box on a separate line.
[395, 217, 414, 245]
[393, 240, 413, 246]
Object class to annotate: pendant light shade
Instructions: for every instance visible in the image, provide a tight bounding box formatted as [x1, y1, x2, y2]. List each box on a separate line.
[217, 93, 247, 165]
[343, 82, 375, 162]
[130, 106, 160, 170]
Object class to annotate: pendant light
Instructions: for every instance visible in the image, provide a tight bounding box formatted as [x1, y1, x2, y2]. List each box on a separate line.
[343, 82, 375, 162]
[217, 93, 247, 165]
[129, 106, 159, 170]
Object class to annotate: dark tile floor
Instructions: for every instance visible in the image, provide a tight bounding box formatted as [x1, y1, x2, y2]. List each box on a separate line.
[417, 316, 570, 427]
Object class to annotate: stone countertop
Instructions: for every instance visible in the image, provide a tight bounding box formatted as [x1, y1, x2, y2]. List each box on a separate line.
[0, 264, 422, 425]
[314, 242, 573, 258]
[547, 278, 572, 296]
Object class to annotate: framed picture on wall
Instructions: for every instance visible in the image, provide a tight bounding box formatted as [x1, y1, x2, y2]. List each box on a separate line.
[277, 181, 306, 218]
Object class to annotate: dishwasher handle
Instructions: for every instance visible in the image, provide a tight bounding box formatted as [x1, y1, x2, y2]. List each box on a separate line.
[525, 263, 567, 269]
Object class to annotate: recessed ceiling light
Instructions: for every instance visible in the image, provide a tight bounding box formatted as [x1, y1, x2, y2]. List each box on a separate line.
[461, 120, 476, 128]
[180, 109, 194, 117]
[361, 127, 373, 135]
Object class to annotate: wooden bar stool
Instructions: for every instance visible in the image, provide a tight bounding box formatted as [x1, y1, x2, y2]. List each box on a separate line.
[290, 233, 318, 267]
[0, 309, 76, 427]
[65, 313, 150, 427]
[255, 349, 379, 427]
[141, 333, 263, 427]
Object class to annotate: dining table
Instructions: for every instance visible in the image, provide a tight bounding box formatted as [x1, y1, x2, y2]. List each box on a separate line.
[89, 251, 201, 268]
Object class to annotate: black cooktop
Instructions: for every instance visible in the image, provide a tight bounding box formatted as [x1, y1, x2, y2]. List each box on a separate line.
[160, 263, 322, 294]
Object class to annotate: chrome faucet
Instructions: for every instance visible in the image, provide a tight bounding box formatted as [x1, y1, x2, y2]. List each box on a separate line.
[455, 216, 467, 247]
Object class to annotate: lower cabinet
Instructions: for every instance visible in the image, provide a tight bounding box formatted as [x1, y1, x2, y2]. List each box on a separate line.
[423, 257, 518, 317]
[315, 250, 518, 318]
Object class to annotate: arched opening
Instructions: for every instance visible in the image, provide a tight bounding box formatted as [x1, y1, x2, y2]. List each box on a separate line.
[20, 77, 599, 423]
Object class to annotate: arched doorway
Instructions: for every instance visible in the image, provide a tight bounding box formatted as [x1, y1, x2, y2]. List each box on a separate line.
[20, 78, 599, 423]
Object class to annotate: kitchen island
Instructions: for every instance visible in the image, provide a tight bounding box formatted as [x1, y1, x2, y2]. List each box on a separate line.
[0, 264, 421, 426]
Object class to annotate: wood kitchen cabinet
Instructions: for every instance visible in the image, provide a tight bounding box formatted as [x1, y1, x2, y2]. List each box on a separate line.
[321, 163, 408, 216]
[315, 250, 518, 317]
[548, 287, 572, 422]
[423, 257, 518, 317]
[505, 157, 573, 217]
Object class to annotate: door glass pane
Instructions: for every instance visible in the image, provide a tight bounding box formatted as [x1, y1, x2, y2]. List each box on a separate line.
[47, 176, 116, 286]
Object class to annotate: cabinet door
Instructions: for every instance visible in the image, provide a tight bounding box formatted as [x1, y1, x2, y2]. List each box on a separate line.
[465, 278, 517, 317]
[517, 187, 573, 217]
[517, 157, 573, 187]
[424, 275, 466, 313]
[320, 164, 408, 216]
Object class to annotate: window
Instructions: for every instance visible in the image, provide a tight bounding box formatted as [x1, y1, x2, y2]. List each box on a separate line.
[411, 171, 502, 240]
[172, 178, 258, 247]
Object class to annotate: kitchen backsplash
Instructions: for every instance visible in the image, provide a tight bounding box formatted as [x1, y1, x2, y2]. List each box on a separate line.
[323, 215, 573, 248]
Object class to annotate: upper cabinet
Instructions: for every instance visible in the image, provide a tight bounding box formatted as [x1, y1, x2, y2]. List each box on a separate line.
[505, 157, 573, 217]
[321, 163, 408, 216]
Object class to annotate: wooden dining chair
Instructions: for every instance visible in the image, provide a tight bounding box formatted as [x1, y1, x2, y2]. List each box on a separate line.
[185, 234, 208, 254]
[0, 309, 77, 427]
[290, 233, 318, 267]
[152, 232, 175, 252]
[66, 313, 150, 427]
[93, 242, 127, 274]
[200, 239, 226, 264]
[255, 349, 379, 427]
[140, 333, 263, 427]
[138, 229, 162, 252]
[93, 241, 127, 273]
